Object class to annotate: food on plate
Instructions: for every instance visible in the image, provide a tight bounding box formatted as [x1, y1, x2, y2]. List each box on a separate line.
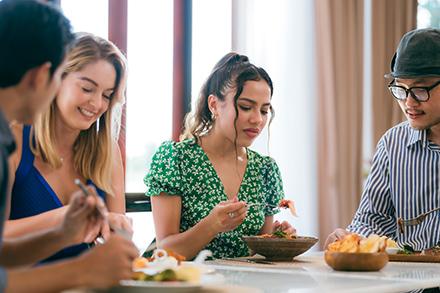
[259, 229, 297, 239]
[396, 245, 416, 255]
[389, 244, 440, 256]
[385, 238, 400, 254]
[422, 245, 440, 256]
[384, 239, 399, 254]
[386, 238, 398, 248]
[327, 233, 394, 253]
[279, 199, 298, 217]
[132, 249, 201, 282]
[133, 256, 149, 270]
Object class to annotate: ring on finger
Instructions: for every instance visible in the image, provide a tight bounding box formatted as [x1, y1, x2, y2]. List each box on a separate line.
[228, 212, 235, 219]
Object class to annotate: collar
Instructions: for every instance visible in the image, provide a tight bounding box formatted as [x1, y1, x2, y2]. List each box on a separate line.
[407, 126, 429, 149]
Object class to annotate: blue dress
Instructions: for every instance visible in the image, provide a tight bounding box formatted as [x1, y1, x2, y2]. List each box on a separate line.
[9, 125, 106, 263]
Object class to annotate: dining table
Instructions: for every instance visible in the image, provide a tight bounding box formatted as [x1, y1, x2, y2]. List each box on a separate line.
[204, 251, 440, 292]
[64, 252, 440, 293]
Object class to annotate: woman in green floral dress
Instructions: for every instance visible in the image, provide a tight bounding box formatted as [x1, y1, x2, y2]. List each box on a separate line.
[144, 53, 295, 259]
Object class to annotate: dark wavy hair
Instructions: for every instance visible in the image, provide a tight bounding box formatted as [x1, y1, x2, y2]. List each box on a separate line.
[182, 52, 274, 142]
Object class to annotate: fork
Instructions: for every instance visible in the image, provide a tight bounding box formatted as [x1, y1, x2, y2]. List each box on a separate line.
[221, 257, 275, 265]
[397, 207, 440, 233]
[75, 179, 131, 243]
[94, 227, 132, 244]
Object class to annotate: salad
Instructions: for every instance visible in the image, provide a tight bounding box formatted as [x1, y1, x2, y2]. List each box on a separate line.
[132, 249, 201, 282]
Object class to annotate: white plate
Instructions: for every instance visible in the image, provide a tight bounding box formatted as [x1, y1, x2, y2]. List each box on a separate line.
[102, 271, 224, 293]
[113, 280, 201, 292]
[181, 261, 216, 274]
[385, 247, 400, 255]
[134, 261, 215, 276]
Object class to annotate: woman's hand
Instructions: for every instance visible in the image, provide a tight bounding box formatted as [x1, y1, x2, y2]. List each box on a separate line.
[272, 220, 296, 235]
[206, 197, 248, 234]
[108, 212, 133, 238]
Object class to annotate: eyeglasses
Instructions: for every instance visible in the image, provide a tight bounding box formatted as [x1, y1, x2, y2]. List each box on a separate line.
[388, 79, 440, 102]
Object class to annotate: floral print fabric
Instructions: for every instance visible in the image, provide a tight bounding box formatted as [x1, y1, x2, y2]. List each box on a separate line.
[144, 139, 284, 258]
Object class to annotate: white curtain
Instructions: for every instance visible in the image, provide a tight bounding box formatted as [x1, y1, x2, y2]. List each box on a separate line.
[232, 0, 318, 238]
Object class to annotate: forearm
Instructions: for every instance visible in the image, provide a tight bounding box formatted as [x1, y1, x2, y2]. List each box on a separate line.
[4, 206, 67, 238]
[0, 228, 70, 267]
[6, 258, 85, 293]
[158, 218, 218, 259]
[347, 210, 396, 237]
[258, 216, 274, 234]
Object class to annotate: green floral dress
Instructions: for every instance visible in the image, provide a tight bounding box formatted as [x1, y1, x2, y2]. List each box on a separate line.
[144, 138, 284, 259]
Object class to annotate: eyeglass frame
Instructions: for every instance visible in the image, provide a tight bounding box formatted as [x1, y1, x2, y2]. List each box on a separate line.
[387, 79, 440, 103]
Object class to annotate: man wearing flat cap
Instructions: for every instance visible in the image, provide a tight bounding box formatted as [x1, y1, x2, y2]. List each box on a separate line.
[325, 28, 440, 255]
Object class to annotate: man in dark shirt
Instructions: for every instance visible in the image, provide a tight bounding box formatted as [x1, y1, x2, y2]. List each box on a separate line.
[0, 1, 138, 292]
[0, 111, 14, 290]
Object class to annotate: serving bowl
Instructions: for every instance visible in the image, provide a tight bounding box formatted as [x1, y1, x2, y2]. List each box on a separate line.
[243, 236, 318, 261]
[324, 251, 388, 271]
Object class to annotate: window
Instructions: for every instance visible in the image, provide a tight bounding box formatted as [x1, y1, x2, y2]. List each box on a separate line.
[191, 0, 231, 107]
[60, 0, 173, 252]
[60, 0, 108, 38]
[418, 0, 440, 28]
[125, 1, 173, 193]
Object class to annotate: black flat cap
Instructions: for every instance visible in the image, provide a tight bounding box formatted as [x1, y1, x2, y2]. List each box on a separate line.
[386, 28, 440, 78]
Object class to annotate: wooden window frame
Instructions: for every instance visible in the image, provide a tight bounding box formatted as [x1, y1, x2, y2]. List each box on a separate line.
[107, 0, 192, 212]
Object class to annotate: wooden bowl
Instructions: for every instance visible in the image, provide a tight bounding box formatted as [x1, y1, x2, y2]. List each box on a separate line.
[324, 251, 388, 271]
[243, 236, 318, 261]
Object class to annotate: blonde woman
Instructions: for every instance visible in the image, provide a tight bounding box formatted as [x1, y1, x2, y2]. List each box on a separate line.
[5, 33, 132, 262]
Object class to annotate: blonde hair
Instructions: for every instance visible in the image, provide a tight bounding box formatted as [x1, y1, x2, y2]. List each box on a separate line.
[31, 32, 127, 195]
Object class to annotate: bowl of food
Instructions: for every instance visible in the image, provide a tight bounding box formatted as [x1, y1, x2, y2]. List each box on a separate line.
[325, 233, 391, 271]
[243, 233, 318, 261]
[324, 251, 388, 271]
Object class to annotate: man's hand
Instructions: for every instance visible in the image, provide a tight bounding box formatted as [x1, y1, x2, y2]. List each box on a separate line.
[58, 186, 110, 246]
[324, 228, 350, 249]
[77, 234, 139, 288]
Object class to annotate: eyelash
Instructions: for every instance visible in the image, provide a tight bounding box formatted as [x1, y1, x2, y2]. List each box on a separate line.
[238, 105, 269, 115]
[82, 87, 111, 100]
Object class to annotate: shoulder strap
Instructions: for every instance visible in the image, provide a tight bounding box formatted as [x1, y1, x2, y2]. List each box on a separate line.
[15, 125, 35, 181]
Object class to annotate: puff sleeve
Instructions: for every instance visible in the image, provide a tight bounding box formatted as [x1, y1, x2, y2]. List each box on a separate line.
[144, 141, 183, 197]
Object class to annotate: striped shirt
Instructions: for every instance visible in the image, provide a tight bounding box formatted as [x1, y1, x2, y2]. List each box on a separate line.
[348, 121, 440, 251]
